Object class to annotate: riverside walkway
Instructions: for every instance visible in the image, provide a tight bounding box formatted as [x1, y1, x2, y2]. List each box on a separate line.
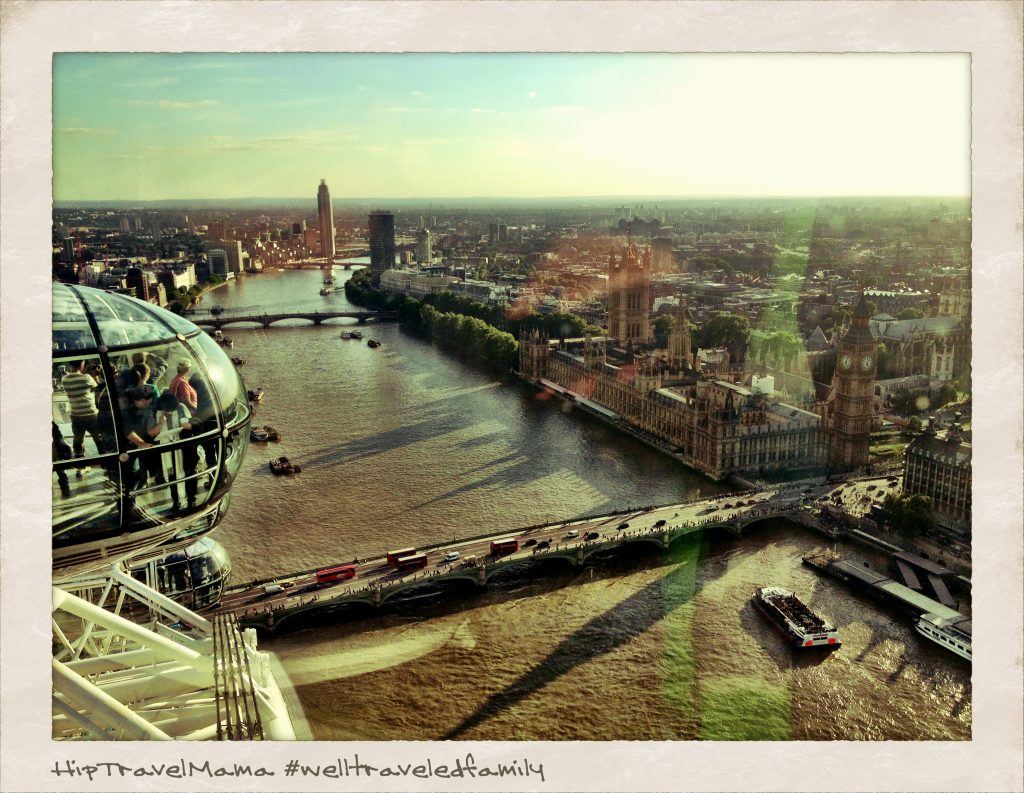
[209, 476, 901, 632]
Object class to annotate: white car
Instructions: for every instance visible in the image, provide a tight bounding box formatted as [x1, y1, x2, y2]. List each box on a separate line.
[564, 529, 579, 539]
[444, 551, 461, 562]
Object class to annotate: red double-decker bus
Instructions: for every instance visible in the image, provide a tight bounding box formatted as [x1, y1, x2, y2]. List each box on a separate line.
[396, 552, 428, 571]
[386, 547, 417, 566]
[490, 537, 519, 556]
[316, 564, 357, 584]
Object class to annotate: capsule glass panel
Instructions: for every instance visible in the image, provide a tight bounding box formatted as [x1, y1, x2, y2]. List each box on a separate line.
[52, 284, 98, 352]
[51, 284, 250, 577]
[77, 288, 177, 348]
[190, 332, 250, 429]
[52, 355, 117, 460]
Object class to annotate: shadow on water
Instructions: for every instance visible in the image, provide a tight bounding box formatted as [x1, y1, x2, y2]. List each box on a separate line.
[264, 539, 699, 646]
[442, 536, 716, 740]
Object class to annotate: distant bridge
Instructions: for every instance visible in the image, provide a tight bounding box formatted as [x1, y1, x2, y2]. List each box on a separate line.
[192, 310, 397, 329]
[210, 478, 882, 632]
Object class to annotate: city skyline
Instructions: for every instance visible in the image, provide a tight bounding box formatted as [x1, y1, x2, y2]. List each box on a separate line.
[53, 53, 970, 202]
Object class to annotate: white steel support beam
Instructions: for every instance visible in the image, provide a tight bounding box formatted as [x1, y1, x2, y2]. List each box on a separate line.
[71, 578, 115, 661]
[52, 588, 212, 674]
[109, 569, 213, 634]
[51, 696, 115, 741]
[52, 660, 171, 741]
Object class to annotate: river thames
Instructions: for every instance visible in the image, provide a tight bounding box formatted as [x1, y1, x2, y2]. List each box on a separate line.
[207, 264, 970, 741]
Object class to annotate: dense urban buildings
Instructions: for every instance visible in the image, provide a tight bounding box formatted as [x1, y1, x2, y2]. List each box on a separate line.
[317, 179, 335, 259]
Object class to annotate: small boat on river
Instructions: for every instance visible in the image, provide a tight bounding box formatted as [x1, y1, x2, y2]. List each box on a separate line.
[247, 388, 265, 403]
[250, 425, 280, 442]
[340, 330, 364, 340]
[269, 456, 301, 475]
[367, 339, 381, 348]
[231, 356, 245, 366]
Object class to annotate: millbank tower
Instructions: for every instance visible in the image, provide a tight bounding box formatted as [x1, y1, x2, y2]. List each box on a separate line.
[317, 179, 335, 258]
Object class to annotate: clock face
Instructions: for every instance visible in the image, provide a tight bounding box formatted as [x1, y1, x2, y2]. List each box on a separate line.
[861, 354, 874, 372]
[839, 354, 852, 370]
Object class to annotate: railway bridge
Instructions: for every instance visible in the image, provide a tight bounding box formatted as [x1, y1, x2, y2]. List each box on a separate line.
[211, 481, 853, 632]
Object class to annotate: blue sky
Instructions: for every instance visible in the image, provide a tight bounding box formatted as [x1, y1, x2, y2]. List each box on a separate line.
[53, 53, 970, 200]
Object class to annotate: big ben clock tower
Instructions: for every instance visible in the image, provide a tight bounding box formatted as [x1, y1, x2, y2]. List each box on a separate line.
[829, 293, 877, 472]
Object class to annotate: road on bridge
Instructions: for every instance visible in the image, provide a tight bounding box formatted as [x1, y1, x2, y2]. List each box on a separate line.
[211, 489, 788, 617]
[208, 476, 902, 626]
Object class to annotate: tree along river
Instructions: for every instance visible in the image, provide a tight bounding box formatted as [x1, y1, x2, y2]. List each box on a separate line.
[207, 263, 970, 741]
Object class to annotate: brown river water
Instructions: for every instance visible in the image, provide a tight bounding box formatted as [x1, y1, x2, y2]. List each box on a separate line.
[208, 264, 970, 741]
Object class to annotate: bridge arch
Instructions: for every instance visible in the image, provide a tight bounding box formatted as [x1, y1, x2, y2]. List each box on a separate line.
[481, 552, 580, 583]
[378, 573, 482, 605]
[260, 597, 377, 632]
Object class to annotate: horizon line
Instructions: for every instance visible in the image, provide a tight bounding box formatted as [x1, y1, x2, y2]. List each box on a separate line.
[55, 193, 972, 204]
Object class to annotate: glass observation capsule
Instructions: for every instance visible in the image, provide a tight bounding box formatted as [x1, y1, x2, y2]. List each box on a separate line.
[128, 537, 233, 610]
[52, 283, 250, 581]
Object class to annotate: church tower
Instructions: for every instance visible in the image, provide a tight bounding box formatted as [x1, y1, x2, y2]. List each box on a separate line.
[669, 294, 691, 370]
[828, 293, 877, 471]
[606, 230, 652, 348]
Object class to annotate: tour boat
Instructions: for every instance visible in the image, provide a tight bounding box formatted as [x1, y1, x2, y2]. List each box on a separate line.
[319, 286, 339, 296]
[752, 587, 841, 649]
[340, 330, 363, 340]
[247, 388, 265, 403]
[367, 339, 381, 348]
[915, 613, 971, 661]
[250, 427, 269, 442]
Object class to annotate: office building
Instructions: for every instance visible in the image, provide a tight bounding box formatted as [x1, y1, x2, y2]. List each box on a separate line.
[369, 210, 396, 285]
[317, 179, 335, 259]
[207, 249, 229, 279]
[415, 228, 432, 263]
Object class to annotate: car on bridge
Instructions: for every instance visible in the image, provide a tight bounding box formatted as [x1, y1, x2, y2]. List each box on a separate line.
[523, 538, 537, 547]
[564, 529, 579, 539]
[444, 551, 461, 562]
[617, 522, 630, 530]
[536, 540, 551, 550]
[584, 531, 600, 541]
[654, 519, 667, 528]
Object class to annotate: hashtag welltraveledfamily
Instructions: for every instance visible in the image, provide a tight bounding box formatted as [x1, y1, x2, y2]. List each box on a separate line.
[51, 755, 546, 783]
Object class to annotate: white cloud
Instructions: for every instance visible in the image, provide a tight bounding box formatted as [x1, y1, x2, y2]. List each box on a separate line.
[126, 99, 219, 109]
[527, 90, 538, 100]
[57, 127, 114, 135]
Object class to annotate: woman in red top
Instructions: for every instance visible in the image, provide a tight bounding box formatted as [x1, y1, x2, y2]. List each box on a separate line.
[168, 359, 198, 411]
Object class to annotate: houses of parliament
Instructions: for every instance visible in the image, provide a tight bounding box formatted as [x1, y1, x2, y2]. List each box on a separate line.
[519, 237, 876, 482]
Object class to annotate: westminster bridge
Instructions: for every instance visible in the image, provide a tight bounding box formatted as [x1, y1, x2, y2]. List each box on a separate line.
[207, 477, 901, 632]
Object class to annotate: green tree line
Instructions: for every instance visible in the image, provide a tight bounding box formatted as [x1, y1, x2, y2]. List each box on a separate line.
[344, 268, 603, 371]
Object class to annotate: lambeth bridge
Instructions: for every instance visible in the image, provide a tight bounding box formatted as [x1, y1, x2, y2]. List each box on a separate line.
[191, 310, 397, 329]
[208, 477, 897, 632]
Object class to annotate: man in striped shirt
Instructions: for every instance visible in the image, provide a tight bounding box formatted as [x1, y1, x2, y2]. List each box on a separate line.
[60, 360, 107, 457]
